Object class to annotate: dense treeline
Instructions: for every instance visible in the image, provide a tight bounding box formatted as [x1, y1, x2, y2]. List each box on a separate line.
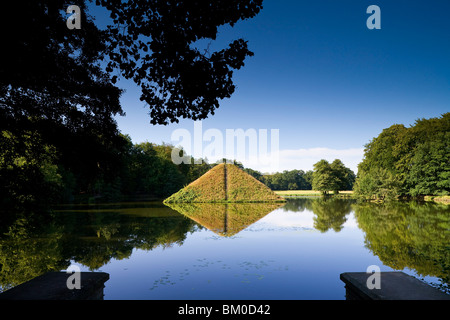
[245, 168, 313, 191]
[0, 129, 321, 207]
[354, 113, 450, 200]
[0, 131, 201, 207]
[0, 1, 359, 209]
[62, 137, 217, 202]
[0, 0, 263, 209]
[5, 110, 445, 206]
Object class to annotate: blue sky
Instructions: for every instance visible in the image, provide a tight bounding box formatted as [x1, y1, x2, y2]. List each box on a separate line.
[89, 0, 450, 173]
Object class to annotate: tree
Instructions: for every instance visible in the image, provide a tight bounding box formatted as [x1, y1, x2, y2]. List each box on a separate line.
[353, 167, 400, 201]
[97, 0, 264, 125]
[0, 130, 62, 208]
[312, 160, 339, 195]
[1, 1, 263, 205]
[312, 159, 355, 195]
[407, 132, 450, 197]
[1, 1, 126, 205]
[121, 142, 187, 198]
[304, 170, 314, 189]
[256, 169, 311, 191]
[330, 159, 356, 191]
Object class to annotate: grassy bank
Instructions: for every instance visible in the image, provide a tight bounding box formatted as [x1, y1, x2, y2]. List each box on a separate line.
[275, 191, 450, 205]
[275, 190, 354, 198]
[424, 195, 450, 205]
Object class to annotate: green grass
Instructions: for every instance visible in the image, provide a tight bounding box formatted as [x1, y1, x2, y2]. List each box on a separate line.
[226, 164, 285, 202]
[424, 195, 450, 205]
[275, 190, 354, 197]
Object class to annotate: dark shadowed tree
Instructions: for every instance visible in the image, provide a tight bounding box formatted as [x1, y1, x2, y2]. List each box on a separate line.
[1, 0, 126, 205]
[1, 1, 262, 205]
[97, 0, 264, 125]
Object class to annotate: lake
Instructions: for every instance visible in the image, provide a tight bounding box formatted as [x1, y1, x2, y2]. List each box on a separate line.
[0, 198, 448, 299]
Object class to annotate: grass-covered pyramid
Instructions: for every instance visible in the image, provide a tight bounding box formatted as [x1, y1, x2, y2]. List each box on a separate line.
[163, 163, 285, 203]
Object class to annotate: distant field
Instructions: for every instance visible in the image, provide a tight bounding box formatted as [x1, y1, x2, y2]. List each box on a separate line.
[424, 195, 450, 205]
[275, 190, 354, 197]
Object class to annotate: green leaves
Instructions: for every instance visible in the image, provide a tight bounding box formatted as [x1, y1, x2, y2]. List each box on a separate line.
[0, 1, 265, 206]
[0, 130, 62, 207]
[99, 0, 263, 125]
[407, 131, 450, 197]
[354, 113, 450, 200]
[312, 159, 355, 195]
[353, 167, 400, 201]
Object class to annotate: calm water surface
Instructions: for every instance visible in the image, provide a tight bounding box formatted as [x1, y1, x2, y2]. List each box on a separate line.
[0, 198, 448, 299]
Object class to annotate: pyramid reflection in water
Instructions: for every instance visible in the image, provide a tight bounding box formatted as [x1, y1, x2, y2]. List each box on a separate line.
[165, 202, 284, 237]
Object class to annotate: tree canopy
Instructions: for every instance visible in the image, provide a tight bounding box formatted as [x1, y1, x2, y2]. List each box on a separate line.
[257, 170, 313, 191]
[97, 0, 263, 125]
[311, 159, 355, 195]
[0, 0, 263, 208]
[1, 0, 126, 207]
[354, 113, 450, 200]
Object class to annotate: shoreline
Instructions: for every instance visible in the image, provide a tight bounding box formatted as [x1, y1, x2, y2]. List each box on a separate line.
[275, 191, 450, 205]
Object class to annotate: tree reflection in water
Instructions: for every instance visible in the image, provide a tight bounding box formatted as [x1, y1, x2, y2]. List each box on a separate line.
[353, 201, 450, 293]
[0, 202, 197, 291]
[0, 199, 448, 294]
